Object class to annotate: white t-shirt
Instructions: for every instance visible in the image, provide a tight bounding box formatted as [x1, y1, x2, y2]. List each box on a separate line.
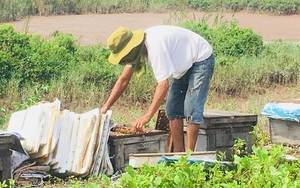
[144, 25, 213, 82]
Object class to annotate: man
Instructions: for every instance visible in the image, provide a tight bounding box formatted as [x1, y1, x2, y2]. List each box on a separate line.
[101, 25, 215, 152]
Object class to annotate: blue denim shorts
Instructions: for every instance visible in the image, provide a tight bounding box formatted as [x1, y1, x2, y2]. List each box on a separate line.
[166, 54, 215, 124]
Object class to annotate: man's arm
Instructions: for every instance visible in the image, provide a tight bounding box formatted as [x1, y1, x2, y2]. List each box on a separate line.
[134, 79, 169, 131]
[100, 65, 134, 114]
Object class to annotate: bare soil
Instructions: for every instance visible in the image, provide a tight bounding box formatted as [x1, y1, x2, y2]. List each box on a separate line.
[10, 11, 300, 46]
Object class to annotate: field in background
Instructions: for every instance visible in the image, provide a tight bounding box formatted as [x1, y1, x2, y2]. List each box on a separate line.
[9, 11, 300, 47]
[1, 0, 300, 23]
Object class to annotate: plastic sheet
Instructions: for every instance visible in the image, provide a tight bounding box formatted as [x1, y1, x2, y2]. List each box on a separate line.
[158, 155, 215, 166]
[261, 102, 300, 122]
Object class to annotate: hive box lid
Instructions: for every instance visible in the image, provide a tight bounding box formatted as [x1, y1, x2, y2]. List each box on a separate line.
[128, 151, 216, 168]
[201, 110, 258, 129]
[109, 129, 167, 139]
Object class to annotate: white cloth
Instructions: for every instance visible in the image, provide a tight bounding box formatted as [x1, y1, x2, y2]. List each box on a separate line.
[145, 25, 213, 82]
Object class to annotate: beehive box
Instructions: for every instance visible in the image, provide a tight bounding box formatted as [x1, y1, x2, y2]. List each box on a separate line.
[128, 151, 217, 168]
[269, 118, 300, 145]
[187, 110, 258, 153]
[0, 135, 14, 183]
[108, 129, 168, 171]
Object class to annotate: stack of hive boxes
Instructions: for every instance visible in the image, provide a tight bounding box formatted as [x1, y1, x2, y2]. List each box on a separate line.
[7, 99, 114, 177]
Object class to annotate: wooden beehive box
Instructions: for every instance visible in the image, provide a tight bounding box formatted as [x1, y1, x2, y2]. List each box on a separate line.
[108, 129, 168, 171]
[187, 110, 257, 153]
[128, 151, 217, 168]
[266, 99, 300, 145]
[0, 134, 14, 183]
[269, 118, 300, 145]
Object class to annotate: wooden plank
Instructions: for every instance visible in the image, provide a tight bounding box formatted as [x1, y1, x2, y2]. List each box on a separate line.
[0, 135, 15, 152]
[183, 126, 253, 153]
[114, 141, 124, 172]
[111, 134, 168, 145]
[0, 150, 12, 182]
[124, 141, 162, 160]
[200, 110, 258, 129]
[215, 129, 252, 147]
[167, 133, 173, 152]
[0, 144, 13, 150]
[109, 129, 167, 139]
[0, 135, 15, 145]
[128, 151, 216, 168]
[202, 121, 257, 129]
[109, 133, 169, 171]
[155, 109, 169, 131]
[208, 117, 257, 125]
[269, 119, 300, 145]
[204, 109, 256, 117]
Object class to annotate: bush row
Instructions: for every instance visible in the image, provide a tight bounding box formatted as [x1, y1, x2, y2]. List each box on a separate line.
[0, 20, 265, 95]
[113, 144, 300, 188]
[0, 24, 116, 96]
[2, 20, 299, 98]
[178, 20, 263, 58]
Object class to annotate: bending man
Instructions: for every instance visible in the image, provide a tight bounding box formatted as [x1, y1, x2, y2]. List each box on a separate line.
[101, 25, 215, 152]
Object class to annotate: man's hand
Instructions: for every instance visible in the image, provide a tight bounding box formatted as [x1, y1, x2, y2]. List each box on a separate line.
[134, 115, 151, 133]
[100, 106, 108, 114]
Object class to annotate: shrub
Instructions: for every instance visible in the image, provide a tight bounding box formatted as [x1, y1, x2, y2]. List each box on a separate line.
[114, 144, 300, 187]
[0, 24, 32, 91]
[75, 46, 116, 87]
[0, 24, 117, 97]
[178, 20, 264, 59]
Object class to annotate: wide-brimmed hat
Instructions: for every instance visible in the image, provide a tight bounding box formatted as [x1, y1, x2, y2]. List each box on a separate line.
[107, 26, 145, 65]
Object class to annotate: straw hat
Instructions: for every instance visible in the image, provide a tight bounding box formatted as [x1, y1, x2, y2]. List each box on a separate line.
[107, 26, 145, 65]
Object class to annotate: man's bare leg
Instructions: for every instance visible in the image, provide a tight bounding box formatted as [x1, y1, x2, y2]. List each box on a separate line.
[186, 123, 200, 151]
[169, 118, 185, 152]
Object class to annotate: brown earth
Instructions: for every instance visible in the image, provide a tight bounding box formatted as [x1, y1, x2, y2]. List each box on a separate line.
[10, 11, 300, 46]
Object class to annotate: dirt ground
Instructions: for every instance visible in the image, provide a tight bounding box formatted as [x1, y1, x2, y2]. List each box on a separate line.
[10, 11, 300, 46]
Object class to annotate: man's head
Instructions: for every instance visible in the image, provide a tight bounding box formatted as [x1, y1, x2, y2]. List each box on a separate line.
[107, 26, 145, 65]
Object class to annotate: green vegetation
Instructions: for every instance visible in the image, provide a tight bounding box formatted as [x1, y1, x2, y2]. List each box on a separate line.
[111, 144, 300, 188]
[0, 15, 300, 129]
[1, 0, 300, 22]
[8, 139, 297, 187]
[178, 20, 263, 58]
